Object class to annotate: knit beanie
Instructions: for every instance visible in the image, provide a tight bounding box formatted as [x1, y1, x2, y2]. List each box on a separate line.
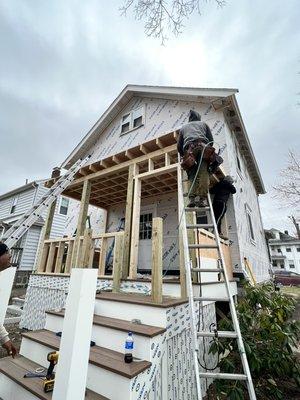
[0, 243, 9, 257]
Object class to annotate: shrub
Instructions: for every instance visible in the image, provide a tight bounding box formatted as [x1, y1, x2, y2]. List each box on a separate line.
[209, 282, 300, 399]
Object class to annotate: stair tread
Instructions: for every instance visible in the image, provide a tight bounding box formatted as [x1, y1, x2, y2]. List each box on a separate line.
[0, 355, 109, 400]
[46, 309, 166, 337]
[22, 329, 151, 379]
[96, 291, 188, 308]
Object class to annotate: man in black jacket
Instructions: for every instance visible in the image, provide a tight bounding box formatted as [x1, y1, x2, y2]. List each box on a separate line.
[177, 110, 214, 207]
[210, 176, 236, 237]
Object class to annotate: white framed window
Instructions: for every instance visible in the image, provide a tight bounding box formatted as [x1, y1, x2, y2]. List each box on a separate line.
[245, 204, 255, 243]
[10, 197, 18, 214]
[120, 106, 144, 135]
[139, 213, 152, 240]
[59, 197, 69, 216]
[288, 260, 295, 269]
[286, 248, 291, 252]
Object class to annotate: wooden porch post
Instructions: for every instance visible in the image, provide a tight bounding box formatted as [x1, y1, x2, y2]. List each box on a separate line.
[151, 217, 163, 303]
[122, 164, 138, 278]
[177, 166, 187, 298]
[112, 234, 124, 293]
[71, 180, 91, 268]
[36, 200, 57, 272]
[129, 171, 141, 279]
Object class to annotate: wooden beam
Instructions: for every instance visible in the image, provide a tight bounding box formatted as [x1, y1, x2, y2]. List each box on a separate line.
[54, 242, 65, 273]
[72, 180, 91, 269]
[148, 159, 154, 171]
[122, 164, 138, 278]
[112, 234, 123, 293]
[89, 164, 99, 173]
[65, 241, 74, 274]
[45, 243, 56, 273]
[151, 218, 163, 303]
[67, 144, 177, 189]
[98, 237, 108, 276]
[177, 166, 187, 298]
[165, 153, 171, 166]
[125, 150, 134, 160]
[76, 180, 91, 237]
[136, 163, 178, 180]
[129, 176, 141, 278]
[139, 144, 149, 155]
[80, 228, 93, 268]
[36, 200, 56, 272]
[100, 160, 109, 169]
[112, 155, 122, 164]
[155, 138, 164, 149]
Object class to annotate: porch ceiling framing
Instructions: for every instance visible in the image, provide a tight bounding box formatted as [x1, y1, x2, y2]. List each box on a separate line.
[50, 131, 180, 209]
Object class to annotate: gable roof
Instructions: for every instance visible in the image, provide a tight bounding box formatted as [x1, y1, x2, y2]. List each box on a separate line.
[0, 180, 46, 201]
[61, 84, 265, 194]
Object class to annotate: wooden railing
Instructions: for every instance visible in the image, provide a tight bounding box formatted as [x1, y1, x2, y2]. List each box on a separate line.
[37, 230, 124, 291]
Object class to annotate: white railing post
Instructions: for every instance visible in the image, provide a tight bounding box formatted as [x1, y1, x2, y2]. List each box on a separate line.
[0, 267, 16, 325]
[52, 268, 97, 400]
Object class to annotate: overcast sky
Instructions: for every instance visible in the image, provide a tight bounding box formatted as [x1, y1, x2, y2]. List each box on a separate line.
[0, 0, 299, 232]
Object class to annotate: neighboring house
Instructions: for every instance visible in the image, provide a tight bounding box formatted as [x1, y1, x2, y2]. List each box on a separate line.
[266, 228, 300, 274]
[0, 180, 105, 286]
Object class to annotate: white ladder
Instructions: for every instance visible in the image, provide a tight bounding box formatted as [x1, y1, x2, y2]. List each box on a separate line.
[3, 156, 90, 249]
[178, 171, 256, 399]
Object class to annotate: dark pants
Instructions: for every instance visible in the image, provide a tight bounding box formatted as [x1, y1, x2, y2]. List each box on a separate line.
[213, 200, 227, 234]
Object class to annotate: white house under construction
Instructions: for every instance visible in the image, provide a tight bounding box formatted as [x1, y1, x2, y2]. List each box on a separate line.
[0, 85, 270, 400]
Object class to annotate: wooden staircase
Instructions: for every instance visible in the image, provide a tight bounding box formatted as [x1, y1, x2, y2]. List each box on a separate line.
[0, 292, 186, 400]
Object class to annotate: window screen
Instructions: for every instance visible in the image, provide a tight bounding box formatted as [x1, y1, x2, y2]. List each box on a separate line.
[139, 213, 152, 240]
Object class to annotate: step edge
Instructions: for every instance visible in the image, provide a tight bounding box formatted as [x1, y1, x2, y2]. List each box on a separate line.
[0, 355, 109, 400]
[95, 293, 188, 308]
[46, 310, 166, 338]
[21, 330, 151, 379]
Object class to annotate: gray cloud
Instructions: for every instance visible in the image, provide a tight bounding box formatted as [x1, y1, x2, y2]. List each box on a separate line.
[0, 0, 299, 232]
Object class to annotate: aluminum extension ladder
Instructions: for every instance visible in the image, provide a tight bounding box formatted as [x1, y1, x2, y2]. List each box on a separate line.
[3, 155, 91, 249]
[178, 175, 256, 400]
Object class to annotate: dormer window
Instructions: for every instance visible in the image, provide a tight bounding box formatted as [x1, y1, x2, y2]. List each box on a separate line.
[120, 106, 144, 135]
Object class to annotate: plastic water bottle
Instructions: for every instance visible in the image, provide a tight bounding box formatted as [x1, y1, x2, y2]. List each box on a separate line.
[124, 331, 134, 363]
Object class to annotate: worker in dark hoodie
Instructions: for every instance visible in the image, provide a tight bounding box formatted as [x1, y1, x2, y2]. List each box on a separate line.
[177, 110, 214, 207]
[210, 176, 236, 237]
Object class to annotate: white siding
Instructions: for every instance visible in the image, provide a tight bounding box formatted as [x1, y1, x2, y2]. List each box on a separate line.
[0, 186, 36, 219]
[223, 122, 270, 282]
[19, 225, 42, 270]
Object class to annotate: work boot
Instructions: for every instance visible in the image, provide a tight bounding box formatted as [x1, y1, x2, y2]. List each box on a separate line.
[195, 197, 207, 208]
[187, 196, 196, 208]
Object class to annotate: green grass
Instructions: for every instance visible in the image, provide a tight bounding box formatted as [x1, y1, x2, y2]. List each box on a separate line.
[281, 286, 300, 299]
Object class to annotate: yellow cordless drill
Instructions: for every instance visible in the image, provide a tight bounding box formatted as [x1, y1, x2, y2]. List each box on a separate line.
[43, 351, 59, 393]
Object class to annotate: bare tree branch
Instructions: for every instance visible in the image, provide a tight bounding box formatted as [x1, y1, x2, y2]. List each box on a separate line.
[273, 150, 300, 210]
[120, 0, 226, 43]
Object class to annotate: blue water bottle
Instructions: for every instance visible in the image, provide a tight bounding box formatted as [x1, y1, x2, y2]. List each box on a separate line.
[124, 331, 134, 363]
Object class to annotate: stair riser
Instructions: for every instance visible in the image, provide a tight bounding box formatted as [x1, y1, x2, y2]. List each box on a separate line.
[20, 338, 132, 400]
[45, 313, 152, 361]
[0, 374, 37, 400]
[94, 300, 167, 327]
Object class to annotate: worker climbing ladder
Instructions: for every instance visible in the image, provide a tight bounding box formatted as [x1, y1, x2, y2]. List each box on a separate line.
[0, 155, 91, 325]
[177, 165, 257, 400]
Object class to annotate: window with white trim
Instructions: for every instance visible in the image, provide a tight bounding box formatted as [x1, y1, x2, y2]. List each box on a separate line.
[288, 260, 295, 269]
[245, 204, 255, 243]
[120, 106, 144, 135]
[10, 197, 18, 214]
[139, 213, 152, 240]
[59, 197, 69, 216]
